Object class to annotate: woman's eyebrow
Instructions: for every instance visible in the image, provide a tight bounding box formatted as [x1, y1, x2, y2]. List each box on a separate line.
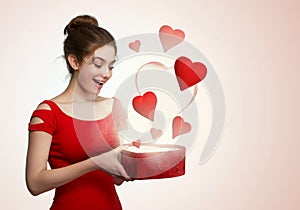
[93, 56, 116, 64]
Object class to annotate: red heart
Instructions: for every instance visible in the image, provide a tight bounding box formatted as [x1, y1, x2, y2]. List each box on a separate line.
[174, 56, 207, 91]
[159, 25, 185, 52]
[129, 40, 141, 52]
[132, 91, 157, 121]
[132, 140, 141, 148]
[150, 128, 163, 140]
[172, 116, 191, 139]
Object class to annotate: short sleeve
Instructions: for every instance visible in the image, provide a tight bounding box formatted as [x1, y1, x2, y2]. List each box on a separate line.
[28, 105, 57, 135]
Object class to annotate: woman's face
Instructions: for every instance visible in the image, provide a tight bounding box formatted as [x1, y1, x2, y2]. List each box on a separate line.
[76, 44, 116, 96]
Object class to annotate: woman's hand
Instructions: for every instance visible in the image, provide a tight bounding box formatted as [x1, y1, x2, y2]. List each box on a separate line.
[91, 146, 131, 181]
[112, 175, 125, 186]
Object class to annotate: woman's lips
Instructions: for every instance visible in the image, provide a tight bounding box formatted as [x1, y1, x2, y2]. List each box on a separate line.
[93, 78, 103, 88]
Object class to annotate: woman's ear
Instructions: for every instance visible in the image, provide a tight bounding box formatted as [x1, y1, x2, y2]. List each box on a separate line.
[67, 55, 80, 70]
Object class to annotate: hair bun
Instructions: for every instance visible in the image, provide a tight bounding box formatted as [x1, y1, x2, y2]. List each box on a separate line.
[64, 15, 99, 35]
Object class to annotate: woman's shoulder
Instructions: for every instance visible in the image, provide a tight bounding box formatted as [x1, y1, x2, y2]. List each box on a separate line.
[95, 96, 114, 111]
[34, 99, 57, 111]
[95, 96, 124, 111]
[95, 96, 114, 103]
[32, 96, 70, 118]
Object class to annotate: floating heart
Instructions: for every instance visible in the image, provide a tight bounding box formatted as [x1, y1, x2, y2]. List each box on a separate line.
[129, 40, 141, 52]
[174, 56, 207, 91]
[172, 116, 191, 139]
[159, 25, 185, 52]
[132, 91, 157, 121]
[150, 128, 163, 140]
[132, 140, 141, 148]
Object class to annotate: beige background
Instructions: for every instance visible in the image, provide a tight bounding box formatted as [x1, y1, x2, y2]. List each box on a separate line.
[0, 0, 299, 209]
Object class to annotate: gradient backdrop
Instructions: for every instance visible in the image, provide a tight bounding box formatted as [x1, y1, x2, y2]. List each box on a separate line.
[0, 0, 299, 209]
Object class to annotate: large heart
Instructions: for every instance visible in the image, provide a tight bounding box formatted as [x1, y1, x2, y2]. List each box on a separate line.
[159, 25, 185, 52]
[172, 116, 191, 138]
[174, 56, 207, 91]
[132, 91, 157, 121]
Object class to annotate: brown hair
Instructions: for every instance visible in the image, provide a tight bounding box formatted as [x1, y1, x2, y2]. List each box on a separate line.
[63, 15, 116, 74]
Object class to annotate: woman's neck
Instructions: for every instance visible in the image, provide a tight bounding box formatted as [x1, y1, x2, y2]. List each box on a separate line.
[57, 73, 98, 103]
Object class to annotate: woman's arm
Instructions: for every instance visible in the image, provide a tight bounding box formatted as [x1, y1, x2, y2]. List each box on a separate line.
[26, 130, 130, 196]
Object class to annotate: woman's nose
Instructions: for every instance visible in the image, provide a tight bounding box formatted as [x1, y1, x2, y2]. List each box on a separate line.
[102, 69, 112, 78]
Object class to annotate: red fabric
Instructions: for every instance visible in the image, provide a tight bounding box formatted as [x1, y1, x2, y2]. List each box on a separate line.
[28, 100, 123, 210]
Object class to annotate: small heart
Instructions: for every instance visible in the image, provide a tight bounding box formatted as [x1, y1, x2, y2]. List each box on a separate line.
[172, 116, 191, 139]
[132, 91, 157, 121]
[159, 25, 185, 52]
[174, 56, 207, 91]
[129, 40, 141, 52]
[150, 128, 163, 140]
[132, 140, 141, 148]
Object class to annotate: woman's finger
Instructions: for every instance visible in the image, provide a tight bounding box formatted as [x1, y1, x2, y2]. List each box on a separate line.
[116, 163, 131, 181]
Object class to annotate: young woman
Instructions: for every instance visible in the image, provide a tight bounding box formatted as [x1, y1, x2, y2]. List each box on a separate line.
[26, 15, 130, 210]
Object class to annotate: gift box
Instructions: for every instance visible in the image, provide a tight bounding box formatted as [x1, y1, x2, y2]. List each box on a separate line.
[121, 144, 185, 179]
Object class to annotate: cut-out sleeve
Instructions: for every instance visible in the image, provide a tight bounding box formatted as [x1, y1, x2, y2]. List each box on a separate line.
[28, 109, 57, 135]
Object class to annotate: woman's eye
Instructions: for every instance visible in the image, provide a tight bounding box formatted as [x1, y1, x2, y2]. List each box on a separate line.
[94, 63, 102, 68]
[109, 66, 114, 70]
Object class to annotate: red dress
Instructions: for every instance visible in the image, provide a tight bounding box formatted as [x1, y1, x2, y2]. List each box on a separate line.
[28, 99, 124, 210]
